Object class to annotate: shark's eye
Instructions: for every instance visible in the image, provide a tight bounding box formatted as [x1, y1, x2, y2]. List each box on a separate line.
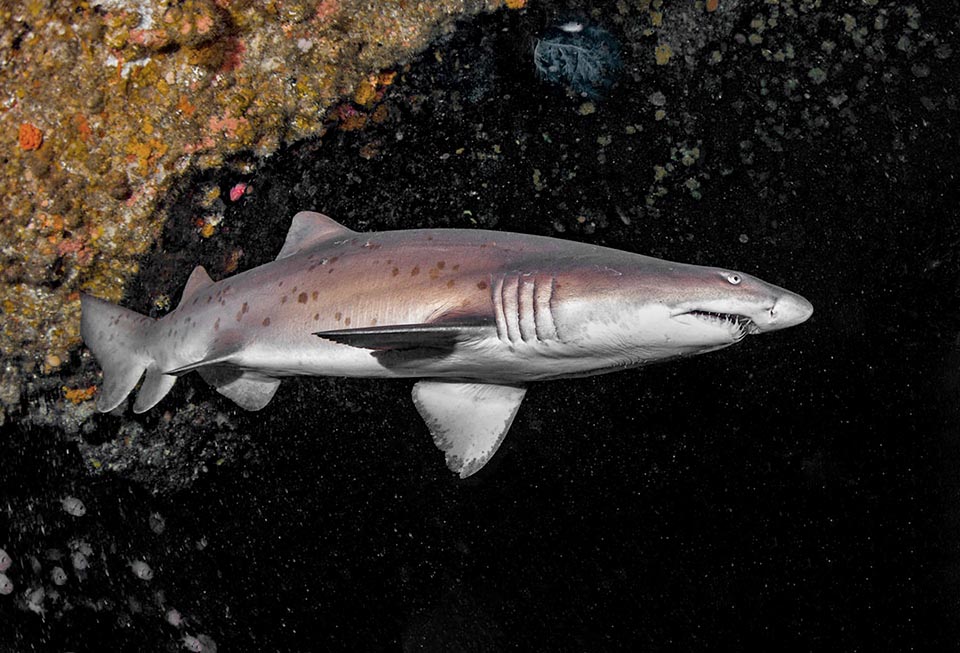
[725, 273, 742, 285]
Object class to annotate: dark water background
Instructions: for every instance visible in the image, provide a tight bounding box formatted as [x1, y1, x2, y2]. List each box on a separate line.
[2, 2, 959, 650]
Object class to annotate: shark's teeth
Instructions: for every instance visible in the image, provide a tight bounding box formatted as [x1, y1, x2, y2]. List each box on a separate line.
[684, 310, 753, 340]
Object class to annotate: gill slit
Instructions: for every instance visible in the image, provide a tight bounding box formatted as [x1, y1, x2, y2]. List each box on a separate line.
[491, 273, 558, 344]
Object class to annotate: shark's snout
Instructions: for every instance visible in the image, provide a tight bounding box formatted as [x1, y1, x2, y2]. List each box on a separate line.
[762, 292, 814, 331]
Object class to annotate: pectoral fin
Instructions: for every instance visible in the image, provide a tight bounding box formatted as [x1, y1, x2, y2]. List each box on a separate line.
[315, 323, 490, 351]
[412, 381, 527, 478]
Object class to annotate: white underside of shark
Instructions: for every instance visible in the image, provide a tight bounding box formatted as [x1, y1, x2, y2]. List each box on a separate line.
[81, 212, 813, 478]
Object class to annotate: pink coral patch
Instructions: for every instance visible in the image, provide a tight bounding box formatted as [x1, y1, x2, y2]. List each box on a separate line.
[229, 183, 248, 202]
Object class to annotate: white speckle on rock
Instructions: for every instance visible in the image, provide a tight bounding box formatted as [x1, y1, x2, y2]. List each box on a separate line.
[71, 551, 89, 571]
[61, 496, 86, 517]
[51, 566, 67, 586]
[26, 586, 45, 616]
[166, 607, 184, 627]
[130, 560, 153, 581]
[149, 512, 166, 535]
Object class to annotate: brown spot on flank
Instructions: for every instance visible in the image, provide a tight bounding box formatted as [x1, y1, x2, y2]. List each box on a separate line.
[214, 318, 220, 331]
[411, 266, 420, 276]
[428, 268, 439, 279]
[447, 280, 455, 288]
[370, 318, 378, 325]
[313, 313, 320, 321]
[262, 317, 271, 327]
[386, 259, 393, 264]
[391, 267, 399, 276]
[477, 280, 488, 290]
[298, 292, 308, 304]
[278, 281, 284, 287]
[335, 311, 342, 321]
[312, 291, 318, 301]
[437, 260, 446, 269]
[241, 302, 249, 314]
[207, 296, 212, 304]
[329, 256, 339, 264]
[344, 316, 351, 326]
[452, 264, 460, 271]
[281, 296, 287, 304]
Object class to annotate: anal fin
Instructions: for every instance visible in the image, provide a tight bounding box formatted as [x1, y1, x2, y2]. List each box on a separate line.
[133, 366, 177, 414]
[412, 381, 527, 478]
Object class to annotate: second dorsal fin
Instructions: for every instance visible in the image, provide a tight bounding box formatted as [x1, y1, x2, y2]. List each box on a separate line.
[276, 211, 356, 260]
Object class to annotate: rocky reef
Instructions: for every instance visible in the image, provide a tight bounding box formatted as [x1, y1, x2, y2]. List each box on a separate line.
[0, 0, 512, 415]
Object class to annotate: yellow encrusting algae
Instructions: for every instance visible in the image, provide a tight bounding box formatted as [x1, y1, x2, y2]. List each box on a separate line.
[0, 0, 512, 394]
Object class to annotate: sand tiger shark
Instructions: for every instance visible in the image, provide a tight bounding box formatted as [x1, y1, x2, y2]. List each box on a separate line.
[81, 211, 813, 477]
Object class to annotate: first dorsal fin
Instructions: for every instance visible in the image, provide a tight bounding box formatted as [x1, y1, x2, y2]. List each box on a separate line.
[177, 265, 215, 310]
[276, 211, 355, 260]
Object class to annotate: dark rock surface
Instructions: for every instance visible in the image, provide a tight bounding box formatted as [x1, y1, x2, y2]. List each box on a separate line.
[2, 1, 958, 650]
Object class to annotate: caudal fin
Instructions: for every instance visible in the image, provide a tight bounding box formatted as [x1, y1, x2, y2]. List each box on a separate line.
[80, 294, 175, 413]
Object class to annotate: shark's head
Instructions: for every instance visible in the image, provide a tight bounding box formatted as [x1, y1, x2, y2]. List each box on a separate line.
[667, 266, 813, 344]
[550, 258, 814, 369]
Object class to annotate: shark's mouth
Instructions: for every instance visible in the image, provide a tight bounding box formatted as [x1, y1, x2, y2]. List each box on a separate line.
[683, 310, 756, 340]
